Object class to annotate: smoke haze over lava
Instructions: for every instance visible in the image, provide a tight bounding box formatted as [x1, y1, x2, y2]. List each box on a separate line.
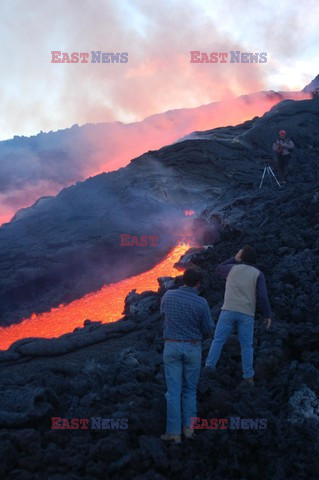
[0, 91, 309, 226]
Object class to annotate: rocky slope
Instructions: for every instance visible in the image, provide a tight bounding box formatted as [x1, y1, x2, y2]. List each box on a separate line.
[0, 98, 318, 325]
[0, 97, 318, 479]
[0, 88, 309, 227]
[303, 74, 319, 94]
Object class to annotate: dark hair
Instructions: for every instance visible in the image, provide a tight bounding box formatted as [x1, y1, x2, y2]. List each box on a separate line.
[241, 245, 257, 264]
[183, 267, 202, 287]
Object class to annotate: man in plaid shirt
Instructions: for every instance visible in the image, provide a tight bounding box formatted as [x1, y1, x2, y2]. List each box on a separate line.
[160, 267, 213, 444]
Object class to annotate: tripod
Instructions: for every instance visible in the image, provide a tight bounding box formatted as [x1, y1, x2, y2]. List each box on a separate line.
[259, 164, 281, 189]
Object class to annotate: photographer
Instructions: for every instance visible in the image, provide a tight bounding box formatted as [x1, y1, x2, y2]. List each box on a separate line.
[272, 130, 294, 183]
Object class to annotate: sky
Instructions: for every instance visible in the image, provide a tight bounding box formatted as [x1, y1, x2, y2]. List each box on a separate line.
[0, 0, 318, 141]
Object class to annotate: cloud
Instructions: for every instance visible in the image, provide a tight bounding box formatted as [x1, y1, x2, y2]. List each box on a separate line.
[0, 0, 271, 140]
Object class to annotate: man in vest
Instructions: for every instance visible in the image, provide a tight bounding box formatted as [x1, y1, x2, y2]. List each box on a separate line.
[272, 130, 294, 183]
[205, 246, 272, 385]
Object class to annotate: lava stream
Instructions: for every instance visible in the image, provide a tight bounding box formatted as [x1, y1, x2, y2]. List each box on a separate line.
[0, 245, 190, 351]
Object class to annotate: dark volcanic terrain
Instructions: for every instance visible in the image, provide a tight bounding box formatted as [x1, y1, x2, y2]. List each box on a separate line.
[0, 97, 318, 479]
[1, 98, 318, 325]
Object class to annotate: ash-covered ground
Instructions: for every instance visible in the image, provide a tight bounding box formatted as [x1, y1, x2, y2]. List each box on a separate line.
[0, 97, 318, 479]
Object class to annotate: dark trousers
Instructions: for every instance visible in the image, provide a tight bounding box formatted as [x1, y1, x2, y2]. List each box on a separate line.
[277, 154, 290, 180]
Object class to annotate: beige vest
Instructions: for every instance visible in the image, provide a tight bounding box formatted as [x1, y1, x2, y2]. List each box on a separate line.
[222, 264, 260, 317]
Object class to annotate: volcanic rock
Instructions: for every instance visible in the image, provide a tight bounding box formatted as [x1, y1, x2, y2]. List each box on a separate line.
[0, 96, 318, 479]
[1, 98, 318, 325]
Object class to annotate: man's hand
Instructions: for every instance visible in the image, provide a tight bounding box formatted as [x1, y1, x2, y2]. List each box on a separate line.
[235, 249, 243, 261]
[264, 318, 271, 330]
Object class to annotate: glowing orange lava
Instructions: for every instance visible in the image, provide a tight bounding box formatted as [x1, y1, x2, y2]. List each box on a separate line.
[184, 210, 195, 216]
[0, 245, 190, 351]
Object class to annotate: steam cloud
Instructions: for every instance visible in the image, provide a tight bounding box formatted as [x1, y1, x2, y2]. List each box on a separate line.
[0, 0, 314, 223]
[0, 91, 309, 225]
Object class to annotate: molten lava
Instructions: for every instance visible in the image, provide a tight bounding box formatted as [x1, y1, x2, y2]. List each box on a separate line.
[184, 210, 195, 216]
[0, 245, 190, 351]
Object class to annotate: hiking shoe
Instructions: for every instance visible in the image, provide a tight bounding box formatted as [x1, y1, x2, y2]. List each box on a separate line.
[160, 434, 182, 444]
[183, 427, 195, 439]
[244, 378, 255, 386]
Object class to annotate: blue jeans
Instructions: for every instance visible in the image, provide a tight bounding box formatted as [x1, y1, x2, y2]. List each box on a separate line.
[205, 310, 254, 379]
[163, 341, 201, 434]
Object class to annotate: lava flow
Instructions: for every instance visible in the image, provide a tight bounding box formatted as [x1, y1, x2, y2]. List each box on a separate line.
[0, 244, 190, 351]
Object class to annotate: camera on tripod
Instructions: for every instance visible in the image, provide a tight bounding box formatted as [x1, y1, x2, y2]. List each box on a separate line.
[259, 156, 281, 189]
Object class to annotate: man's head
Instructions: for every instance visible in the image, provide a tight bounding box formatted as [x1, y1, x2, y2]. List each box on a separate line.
[239, 245, 257, 265]
[183, 267, 202, 287]
[279, 130, 286, 139]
